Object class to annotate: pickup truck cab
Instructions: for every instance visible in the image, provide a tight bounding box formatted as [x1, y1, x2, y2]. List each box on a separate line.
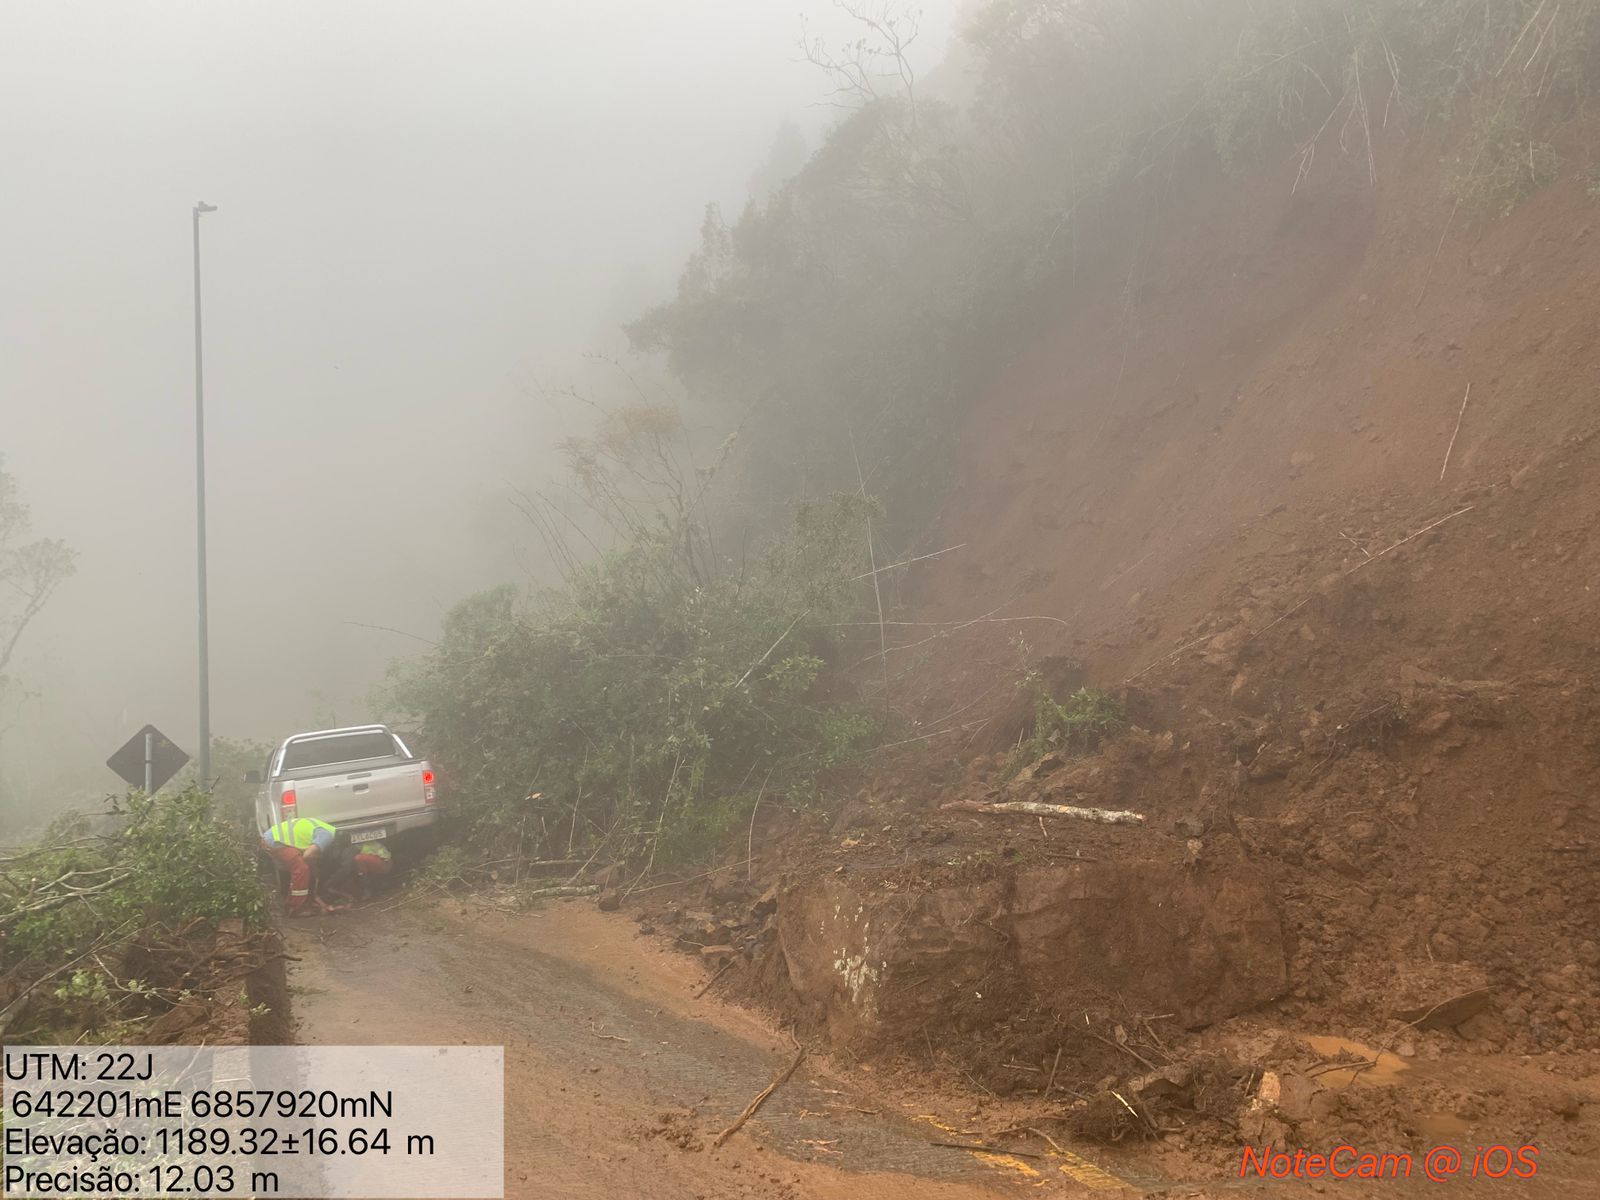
[252, 724, 438, 845]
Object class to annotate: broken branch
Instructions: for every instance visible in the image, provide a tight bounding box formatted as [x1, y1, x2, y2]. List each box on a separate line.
[521, 885, 600, 900]
[712, 1044, 806, 1148]
[931, 1141, 1043, 1159]
[694, 958, 736, 1000]
[941, 800, 1145, 825]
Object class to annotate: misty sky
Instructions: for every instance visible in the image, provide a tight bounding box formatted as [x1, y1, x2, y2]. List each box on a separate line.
[0, 1, 965, 806]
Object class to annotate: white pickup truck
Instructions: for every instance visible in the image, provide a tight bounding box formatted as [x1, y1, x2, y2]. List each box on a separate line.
[251, 724, 439, 845]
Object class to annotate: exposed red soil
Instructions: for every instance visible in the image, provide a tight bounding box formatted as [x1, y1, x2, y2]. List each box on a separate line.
[633, 127, 1600, 1188]
[912, 136, 1600, 705]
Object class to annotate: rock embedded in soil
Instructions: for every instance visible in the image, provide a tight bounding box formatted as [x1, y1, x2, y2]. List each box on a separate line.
[776, 858, 1287, 1045]
[777, 875, 1009, 1044]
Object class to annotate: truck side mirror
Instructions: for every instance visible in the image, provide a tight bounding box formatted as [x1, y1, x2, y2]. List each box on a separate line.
[244, 770, 262, 785]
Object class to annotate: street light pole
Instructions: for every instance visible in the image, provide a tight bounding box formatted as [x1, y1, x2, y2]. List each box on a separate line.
[193, 201, 217, 789]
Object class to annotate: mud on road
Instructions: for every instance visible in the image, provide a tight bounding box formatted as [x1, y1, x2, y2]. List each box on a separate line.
[286, 897, 1142, 1200]
[287, 897, 1600, 1199]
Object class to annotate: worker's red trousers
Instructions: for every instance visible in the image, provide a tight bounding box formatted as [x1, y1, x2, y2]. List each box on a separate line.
[263, 841, 312, 913]
[352, 851, 393, 878]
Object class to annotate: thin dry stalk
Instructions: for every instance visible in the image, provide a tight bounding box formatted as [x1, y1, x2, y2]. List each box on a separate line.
[627, 856, 756, 896]
[851, 433, 891, 716]
[873, 718, 990, 751]
[1354, 49, 1377, 185]
[1025, 1126, 1068, 1155]
[1122, 633, 1212, 686]
[1523, 2, 1561, 74]
[1439, 383, 1473, 481]
[851, 543, 965, 581]
[1043, 1045, 1064, 1102]
[1498, 0, 1550, 76]
[567, 747, 588, 857]
[746, 770, 771, 883]
[1084, 1028, 1159, 1071]
[1414, 198, 1461, 309]
[626, 754, 683, 900]
[851, 604, 1068, 668]
[731, 611, 810, 693]
[930, 1141, 1043, 1159]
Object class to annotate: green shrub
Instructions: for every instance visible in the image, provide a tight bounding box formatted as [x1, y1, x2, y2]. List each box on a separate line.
[384, 493, 882, 869]
[6, 790, 266, 962]
[1037, 687, 1125, 753]
[1014, 674, 1126, 771]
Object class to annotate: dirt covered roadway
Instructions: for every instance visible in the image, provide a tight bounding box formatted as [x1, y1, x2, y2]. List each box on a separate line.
[285, 896, 1151, 1199]
[286, 896, 1600, 1199]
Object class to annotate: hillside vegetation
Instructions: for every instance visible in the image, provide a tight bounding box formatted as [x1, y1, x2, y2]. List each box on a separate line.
[386, 410, 883, 869]
[399, 0, 1600, 879]
[631, 0, 1600, 537]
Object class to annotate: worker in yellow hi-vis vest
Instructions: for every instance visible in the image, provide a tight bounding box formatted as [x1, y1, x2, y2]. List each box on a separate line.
[262, 816, 343, 916]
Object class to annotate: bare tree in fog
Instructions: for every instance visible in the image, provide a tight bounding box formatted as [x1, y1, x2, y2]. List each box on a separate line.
[802, 1, 923, 125]
[0, 461, 74, 736]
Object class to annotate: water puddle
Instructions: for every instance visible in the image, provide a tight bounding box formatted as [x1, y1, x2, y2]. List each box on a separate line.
[1302, 1035, 1410, 1086]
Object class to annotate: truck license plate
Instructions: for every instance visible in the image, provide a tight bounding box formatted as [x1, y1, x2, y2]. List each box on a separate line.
[349, 828, 388, 844]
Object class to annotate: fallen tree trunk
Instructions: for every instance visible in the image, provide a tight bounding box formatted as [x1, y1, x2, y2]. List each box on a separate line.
[941, 800, 1145, 825]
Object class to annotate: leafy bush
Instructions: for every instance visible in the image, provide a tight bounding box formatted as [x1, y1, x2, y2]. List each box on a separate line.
[1034, 687, 1126, 753]
[109, 790, 267, 930]
[1, 790, 268, 1042]
[384, 492, 882, 869]
[5, 790, 267, 962]
[1014, 673, 1126, 770]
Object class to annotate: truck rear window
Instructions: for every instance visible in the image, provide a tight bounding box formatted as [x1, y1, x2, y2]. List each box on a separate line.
[282, 731, 402, 771]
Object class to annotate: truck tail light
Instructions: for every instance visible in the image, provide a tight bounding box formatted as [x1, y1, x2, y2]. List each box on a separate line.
[281, 788, 297, 809]
[422, 769, 436, 803]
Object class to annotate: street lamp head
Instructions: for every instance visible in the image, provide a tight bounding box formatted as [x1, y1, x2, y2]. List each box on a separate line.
[194, 201, 217, 215]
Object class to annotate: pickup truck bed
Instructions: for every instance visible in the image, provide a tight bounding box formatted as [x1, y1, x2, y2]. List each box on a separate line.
[255, 725, 439, 842]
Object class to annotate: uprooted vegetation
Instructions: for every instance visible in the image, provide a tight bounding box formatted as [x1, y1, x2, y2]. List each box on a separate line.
[0, 789, 281, 1044]
[384, 407, 887, 872]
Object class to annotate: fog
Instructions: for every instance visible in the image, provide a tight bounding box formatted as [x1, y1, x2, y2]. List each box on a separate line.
[0, 1, 965, 810]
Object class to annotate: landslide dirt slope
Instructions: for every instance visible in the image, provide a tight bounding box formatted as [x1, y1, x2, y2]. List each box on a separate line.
[761, 129, 1600, 1166]
[627, 126, 1600, 1186]
[915, 138, 1600, 703]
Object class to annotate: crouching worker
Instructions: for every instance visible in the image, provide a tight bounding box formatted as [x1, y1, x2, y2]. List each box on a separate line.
[350, 838, 394, 900]
[262, 816, 344, 917]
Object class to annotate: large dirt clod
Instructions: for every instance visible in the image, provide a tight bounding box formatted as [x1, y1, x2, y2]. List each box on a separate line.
[777, 859, 1286, 1046]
